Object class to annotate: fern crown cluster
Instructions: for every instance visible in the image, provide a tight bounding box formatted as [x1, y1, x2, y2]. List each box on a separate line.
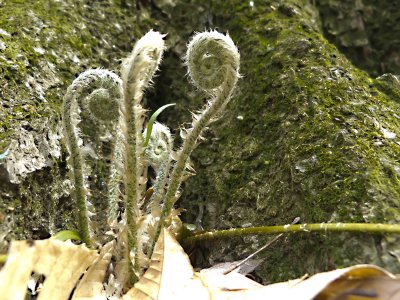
[62, 30, 240, 285]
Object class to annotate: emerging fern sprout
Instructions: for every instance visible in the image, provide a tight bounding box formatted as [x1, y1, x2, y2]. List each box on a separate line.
[62, 30, 239, 289]
[139, 122, 173, 256]
[120, 30, 165, 279]
[62, 69, 123, 247]
[143, 122, 173, 204]
[150, 31, 241, 253]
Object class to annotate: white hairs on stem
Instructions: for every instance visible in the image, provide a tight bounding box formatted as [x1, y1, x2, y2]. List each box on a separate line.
[62, 69, 123, 247]
[119, 30, 166, 279]
[149, 30, 240, 257]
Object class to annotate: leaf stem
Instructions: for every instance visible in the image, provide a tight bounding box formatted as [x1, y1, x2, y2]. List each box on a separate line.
[223, 217, 300, 275]
[184, 223, 400, 244]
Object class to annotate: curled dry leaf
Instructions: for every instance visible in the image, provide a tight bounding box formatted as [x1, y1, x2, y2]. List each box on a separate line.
[72, 240, 115, 300]
[0, 239, 98, 300]
[230, 264, 400, 300]
[0, 231, 399, 299]
[124, 229, 400, 300]
[123, 229, 208, 300]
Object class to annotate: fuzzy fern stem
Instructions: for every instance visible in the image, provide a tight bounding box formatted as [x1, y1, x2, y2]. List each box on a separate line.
[63, 95, 90, 245]
[120, 30, 165, 279]
[62, 69, 122, 247]
[151, 31, 240, 253]
[143, 122, 173, 212]
[184, 223, 400, 244]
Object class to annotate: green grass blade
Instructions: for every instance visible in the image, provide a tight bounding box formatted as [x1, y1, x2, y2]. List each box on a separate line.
[52, 230, 82, 241]
[143, 103, 175, 147]
[0, 254, 6, 264]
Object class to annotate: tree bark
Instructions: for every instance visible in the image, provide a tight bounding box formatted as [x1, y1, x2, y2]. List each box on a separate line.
[1, 0, 400, 284]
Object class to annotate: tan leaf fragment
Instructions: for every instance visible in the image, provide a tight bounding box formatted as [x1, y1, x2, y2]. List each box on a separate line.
[0, 240, 39, 300]
[72, 240, 115, 300]
[36, 240, 98, 300]
[123, 229, 208, 300]
[2, 233, 399, 300]
[0, 239, 98, 300]
[196, 271, 263, 300]
[122, 229, 400, 300]
[314, 265, 400, 300]
[215, 264, 397, 300]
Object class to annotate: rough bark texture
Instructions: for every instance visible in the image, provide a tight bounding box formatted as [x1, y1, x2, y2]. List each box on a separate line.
[1, 0, 400, 284]
[316, 0, 400, 77]
[0, 0, 143, 244]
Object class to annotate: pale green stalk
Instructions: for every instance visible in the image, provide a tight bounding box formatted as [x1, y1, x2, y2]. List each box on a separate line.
[150, 31, 241, 255]
[62, 69, 122, 247]
[184, 223, 400, 244]
[120, 30, 165, 279]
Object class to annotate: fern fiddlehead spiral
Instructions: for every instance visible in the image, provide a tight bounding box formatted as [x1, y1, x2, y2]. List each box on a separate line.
[120, 30, 165, 278]
[151, 31, 240, 253]
[62, 69, 123, 247]
[62, 30, 239, 287]
[143, 121, 173, 214]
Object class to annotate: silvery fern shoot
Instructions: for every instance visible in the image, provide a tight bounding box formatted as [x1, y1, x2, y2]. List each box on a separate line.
[62, 30, 240, 287]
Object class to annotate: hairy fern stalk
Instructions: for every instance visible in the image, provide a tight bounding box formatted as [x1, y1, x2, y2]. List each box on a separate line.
[62, 30, 240, 288]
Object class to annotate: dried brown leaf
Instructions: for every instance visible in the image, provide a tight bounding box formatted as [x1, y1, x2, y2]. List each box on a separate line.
[1, 233, 399, 300]
[0, 239, 98, 300]
[0, 240, 38, 300]
[224, 264, 397, 300]
[123, 229, 207, 300]
[124, 231, 400, 300]
[72, 240, 115, 300]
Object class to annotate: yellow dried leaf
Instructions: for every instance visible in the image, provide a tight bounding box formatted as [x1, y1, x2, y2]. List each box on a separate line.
[1, 233, 399, 300]
[0, 239, 98, 300]
[123, 229, 208, 300]
[72, 240, 115, 300]
[36, 240, 98, 300]
[315, 265, 399, 300]
[223, 264, 397, 300]
[0, 240, 38, 300]
[122, 229, 400, 300]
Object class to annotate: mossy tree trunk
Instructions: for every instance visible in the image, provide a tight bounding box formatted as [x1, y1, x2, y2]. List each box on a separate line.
[0, 0, 144, 244]
[177, 0, 400, 283]
[1, 0, 399, 284]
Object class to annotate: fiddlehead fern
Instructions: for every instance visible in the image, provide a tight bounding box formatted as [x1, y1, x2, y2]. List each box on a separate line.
[151, 31, 240, 253]
[186, 31, 240, 93]
[120, 30, 165, 278]
[62, 69, 123, 247]
[61, 30, 240, 288]
[144, 121, 173, 210]
[144, 122, 173, 175]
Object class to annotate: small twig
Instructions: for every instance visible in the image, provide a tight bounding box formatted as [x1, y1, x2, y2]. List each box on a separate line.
[223, 217, 300, 275]
[185, 222, 400, 243]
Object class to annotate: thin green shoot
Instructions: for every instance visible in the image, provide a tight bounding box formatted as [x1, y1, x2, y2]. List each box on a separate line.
[143, 103, 175, 147]
[0, 254, 6, 264]
[51, 230, 82, 242]
[185, 222, 400, 244]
